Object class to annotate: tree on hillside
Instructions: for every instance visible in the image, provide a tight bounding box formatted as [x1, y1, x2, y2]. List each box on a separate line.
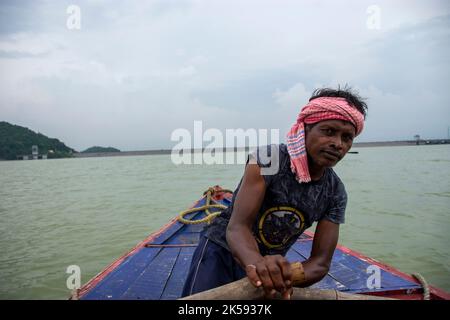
[0, 121, 76, 160]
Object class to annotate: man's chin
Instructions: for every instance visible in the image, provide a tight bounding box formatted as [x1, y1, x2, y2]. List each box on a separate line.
[309, 155, 339, 169]
[320, 156, 340, 167]
[324, 162, 338, 168]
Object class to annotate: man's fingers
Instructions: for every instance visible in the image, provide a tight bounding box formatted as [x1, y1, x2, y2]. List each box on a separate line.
[245, 264, 262, 287]
[265, 288, 277, 300]
[255, 264, 275, 294]
[276, 258, 293, 287]
[282, 287, 293, 300]
[246, 257, 292, 299]
[267, 264, 286, 293]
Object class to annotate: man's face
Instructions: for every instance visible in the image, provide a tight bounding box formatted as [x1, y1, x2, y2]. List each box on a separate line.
[305, 119, 356, 168]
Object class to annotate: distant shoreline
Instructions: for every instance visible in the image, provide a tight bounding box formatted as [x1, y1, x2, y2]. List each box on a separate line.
[72, 139, 450, 159]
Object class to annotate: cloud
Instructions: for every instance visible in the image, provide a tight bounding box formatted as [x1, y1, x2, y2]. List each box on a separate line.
[358, 85, 450, 141]
[273, 83, 311, 110]
[0, 1, 449, 151]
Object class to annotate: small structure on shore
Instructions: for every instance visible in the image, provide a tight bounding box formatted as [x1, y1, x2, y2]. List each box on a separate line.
[19, 145, 48, 160]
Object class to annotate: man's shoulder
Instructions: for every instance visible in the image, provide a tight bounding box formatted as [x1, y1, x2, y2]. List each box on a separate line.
[326, 168, 347, 195]
[278, 143, 288, 153]
[251, 144, 290, 168]
[254, 143, 288, 155]
[327, 167, 341, 181]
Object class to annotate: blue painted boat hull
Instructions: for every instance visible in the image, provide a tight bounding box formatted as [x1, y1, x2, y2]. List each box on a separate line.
[77, 188, 449, 300]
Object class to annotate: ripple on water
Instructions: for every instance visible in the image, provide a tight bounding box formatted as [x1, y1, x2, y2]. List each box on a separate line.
[1, 146, 450, 298]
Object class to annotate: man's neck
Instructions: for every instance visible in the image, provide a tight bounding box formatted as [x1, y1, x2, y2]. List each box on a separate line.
[308, 159, 326, 181]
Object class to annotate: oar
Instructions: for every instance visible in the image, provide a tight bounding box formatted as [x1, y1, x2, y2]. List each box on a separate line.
[180, 262, 393, 300]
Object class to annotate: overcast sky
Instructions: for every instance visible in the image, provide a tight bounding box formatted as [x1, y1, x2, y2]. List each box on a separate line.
[0, 0, 449, 151]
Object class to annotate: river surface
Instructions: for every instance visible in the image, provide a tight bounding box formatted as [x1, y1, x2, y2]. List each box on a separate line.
[0, 145, 449, 299]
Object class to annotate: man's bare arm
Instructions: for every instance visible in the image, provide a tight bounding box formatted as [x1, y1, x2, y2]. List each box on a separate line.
[298, 218, 339, 287]
[226, 163, 292, 299]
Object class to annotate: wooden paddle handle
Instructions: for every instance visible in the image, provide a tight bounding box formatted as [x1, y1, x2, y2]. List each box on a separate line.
[291, 261, 307, 286]
[180, 262, 394, 300]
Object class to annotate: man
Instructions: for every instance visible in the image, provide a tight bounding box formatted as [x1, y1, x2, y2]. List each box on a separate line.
[182, 87, 367, 299]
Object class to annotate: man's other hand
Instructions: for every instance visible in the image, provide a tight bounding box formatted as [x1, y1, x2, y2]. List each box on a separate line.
[245, 255, 293, 300]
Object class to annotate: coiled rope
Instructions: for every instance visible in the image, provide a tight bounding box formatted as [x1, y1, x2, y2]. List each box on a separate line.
[412, 273, 430, 300]
[178, 187, 233, 225]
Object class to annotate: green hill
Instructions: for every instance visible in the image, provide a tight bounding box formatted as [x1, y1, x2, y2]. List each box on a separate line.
[82, 146, 121, 153]
[0, 121, 75, 160]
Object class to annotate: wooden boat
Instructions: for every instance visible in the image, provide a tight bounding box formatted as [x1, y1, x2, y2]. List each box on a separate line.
[76, 186, 450, 300]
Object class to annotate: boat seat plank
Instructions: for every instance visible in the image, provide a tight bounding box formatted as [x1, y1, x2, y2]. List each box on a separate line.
[165, 231, 201, 245]
[81, 247, 162, 299]
[160, 247, 196, 300]
[333, 252, 421, 293]
[178, 223, 206, 233]
[290, 239, 420, 292]
[121, 247, 181, 299]
[288, 242, 348, 291]
[285, 247, 307, 263]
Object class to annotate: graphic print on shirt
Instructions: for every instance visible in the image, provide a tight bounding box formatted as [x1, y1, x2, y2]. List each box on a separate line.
[257, 206, 306, 249]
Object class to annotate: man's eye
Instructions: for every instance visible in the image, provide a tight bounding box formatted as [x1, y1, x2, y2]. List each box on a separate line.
[343, 135, 354, 142]
[322, 128, 334, 135]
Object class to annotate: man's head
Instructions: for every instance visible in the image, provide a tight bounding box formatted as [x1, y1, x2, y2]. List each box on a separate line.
[309, 86, 368, 119]
[305, 86, 367, 168]
[305, 119, 356, 169]
[286, 85, 367, 183]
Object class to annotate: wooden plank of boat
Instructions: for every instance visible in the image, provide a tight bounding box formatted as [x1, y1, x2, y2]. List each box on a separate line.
[75, 186, 450, 300]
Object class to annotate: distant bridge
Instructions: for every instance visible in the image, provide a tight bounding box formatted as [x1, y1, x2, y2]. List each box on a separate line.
[71, 140, 450, 159]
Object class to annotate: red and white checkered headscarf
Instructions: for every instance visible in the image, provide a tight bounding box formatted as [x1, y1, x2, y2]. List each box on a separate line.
[286, 97, 365, 183]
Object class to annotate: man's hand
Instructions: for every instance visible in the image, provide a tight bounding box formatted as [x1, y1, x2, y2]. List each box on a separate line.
[245, 255, 293, 300]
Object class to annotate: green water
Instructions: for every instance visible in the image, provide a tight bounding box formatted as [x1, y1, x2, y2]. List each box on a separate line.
[0, 145, 449, 299]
